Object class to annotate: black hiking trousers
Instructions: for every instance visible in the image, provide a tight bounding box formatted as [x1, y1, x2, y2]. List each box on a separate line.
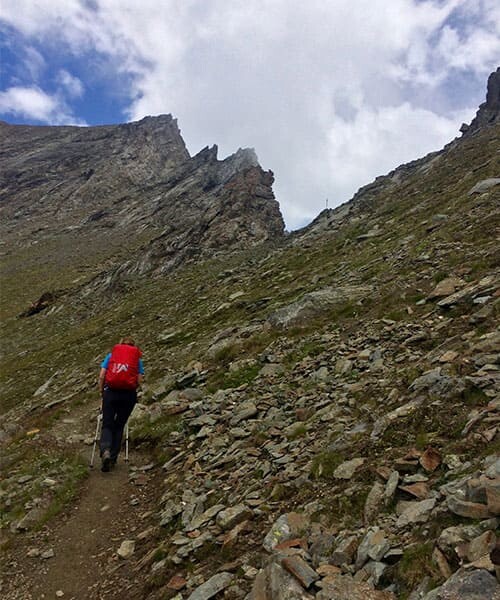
[100, 386, 137, 462]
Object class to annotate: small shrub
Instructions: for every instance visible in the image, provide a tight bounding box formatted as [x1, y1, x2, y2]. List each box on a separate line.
[332, 487, 369, 526]
[213, 342, 241, 365]
[415, 431, 430, 450]
[461, 384, 489, 407]
[287, 423, 307, 440]
[131, 415, 183, 445]
[310, 450, 344, 480]
[397, 542, 440, 592]
[432, 271, 448, 284]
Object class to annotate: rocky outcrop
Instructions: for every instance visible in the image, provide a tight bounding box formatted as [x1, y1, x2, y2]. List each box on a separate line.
[0, 115, 285, 285]
[461, 67, 500, 136]
[268, 285, 373, 328]
[0, 114, 190, 222]
[300, 68, 499, 240]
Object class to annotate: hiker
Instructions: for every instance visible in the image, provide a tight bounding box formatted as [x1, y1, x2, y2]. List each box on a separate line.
[98, 336, 144, 472]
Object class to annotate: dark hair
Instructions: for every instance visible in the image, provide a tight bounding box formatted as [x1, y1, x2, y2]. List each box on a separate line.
[120, 336, 136, 346]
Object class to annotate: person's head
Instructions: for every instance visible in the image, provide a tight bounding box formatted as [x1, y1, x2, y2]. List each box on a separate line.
[120, 336, 136, 346]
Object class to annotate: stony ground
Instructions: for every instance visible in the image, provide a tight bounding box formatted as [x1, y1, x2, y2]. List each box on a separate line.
[1, 404, 163, 600]
[1, 83, 499, 599]
[2, 267, 498, 599]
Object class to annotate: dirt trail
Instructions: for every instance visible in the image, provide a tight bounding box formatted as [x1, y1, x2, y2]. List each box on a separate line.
[2, 410, 159, 600]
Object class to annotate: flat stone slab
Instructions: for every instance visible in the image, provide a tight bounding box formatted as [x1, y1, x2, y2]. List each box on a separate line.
[396, 498, 436, 528]
[446, 496, 491, 519]
[420, 447, 442, 472]
[468, 178, 500, 195]
[268, 285, 373, 329]
[467, 530, 496, 562]
[316, 574, 396, 599]
[187, 572, 233, 600]
[263, 513, 309, 552]
[433, 568, 500, 599]
[249, 562, 313, 599]
[333, 458, 366, 479]
[282, 555, 319, 589]
[356, 527, 389, 569]
[427, 277, 464, 300]
[216, 504, 253, 530]
[117, 540, 135, 559]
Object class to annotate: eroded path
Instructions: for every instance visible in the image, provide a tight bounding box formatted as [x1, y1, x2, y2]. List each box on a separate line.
[2, 410, 160, 600]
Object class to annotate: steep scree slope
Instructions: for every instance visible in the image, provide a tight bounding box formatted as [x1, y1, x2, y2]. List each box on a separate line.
[0, 72, 499, 599]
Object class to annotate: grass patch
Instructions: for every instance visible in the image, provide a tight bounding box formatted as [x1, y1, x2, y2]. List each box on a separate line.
[212, 343, 242, 366]
[131, 415, 184, 446]
[396, 542, 440, 595]
[461, 384, 490, 407]
[284, 339, 325, 366]
[310, 450, 345, 480]
[206, 362, 261, 393]
[36, 454, 88, 529]
[0, 448, 88, 531]
[379, 382, 489, 450]
[311, 482, 370, 528]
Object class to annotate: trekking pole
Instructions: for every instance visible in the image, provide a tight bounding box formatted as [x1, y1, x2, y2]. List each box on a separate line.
[90, 412, 102, 468]
[125, 422, 129, 463]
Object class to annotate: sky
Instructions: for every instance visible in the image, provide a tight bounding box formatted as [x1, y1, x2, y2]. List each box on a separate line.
[0, 1, 498, 230]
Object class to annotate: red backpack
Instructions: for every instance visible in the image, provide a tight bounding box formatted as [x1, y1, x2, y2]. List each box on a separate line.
[105, 344, 142, 390]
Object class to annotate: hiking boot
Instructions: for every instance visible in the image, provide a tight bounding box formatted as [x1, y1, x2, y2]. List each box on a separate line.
[101, 449, 111, 472]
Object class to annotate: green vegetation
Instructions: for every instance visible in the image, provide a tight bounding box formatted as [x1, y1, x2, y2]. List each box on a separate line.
[1, 112, 498, 587]
[37, 455, 88, 529]
[131, 414, 184, 446]
[284, 338, 325, 366]
[206, 361, 261, 392]
[286, 423, 307, 440]
[310, 450, 345, 480]
[0, 448, 88, 531]
[396, 542, 440, 596]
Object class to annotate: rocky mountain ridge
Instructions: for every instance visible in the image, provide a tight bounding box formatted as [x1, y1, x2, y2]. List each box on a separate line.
[304, 67, 500, 241]
[0, 114, 284, 314]
[461, 66, 500, 135]
[0, 70, 499, 600]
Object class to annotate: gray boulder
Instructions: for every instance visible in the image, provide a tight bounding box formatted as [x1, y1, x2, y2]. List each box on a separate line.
[187, 572, 233, 600]
[428, 568, 500, 599]
[468, 178, 500, 195]
[268, 285, 372, 328]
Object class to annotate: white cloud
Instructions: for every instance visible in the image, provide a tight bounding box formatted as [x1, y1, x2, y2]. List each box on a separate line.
[437, 26, 500, 72]
[322, 103, 474, 214]
[23, 46, 46, 80]
[0, 1, 498, 228]
[0, 86, 85, 125]
[56, 69, 84, 98]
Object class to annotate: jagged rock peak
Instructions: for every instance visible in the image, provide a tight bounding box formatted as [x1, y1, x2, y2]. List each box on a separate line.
[128, 113, 184, 141]
[460, 66, 500, 136]
[230, 147, 259, 167]
[0, 111, 285, 281]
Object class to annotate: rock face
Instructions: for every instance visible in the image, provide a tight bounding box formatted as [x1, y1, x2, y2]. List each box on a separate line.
[0, 114, 285, 283]
[268, 286, 373, 328]
[430, 568, 500, 600]
[461, 67, 500, 136]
